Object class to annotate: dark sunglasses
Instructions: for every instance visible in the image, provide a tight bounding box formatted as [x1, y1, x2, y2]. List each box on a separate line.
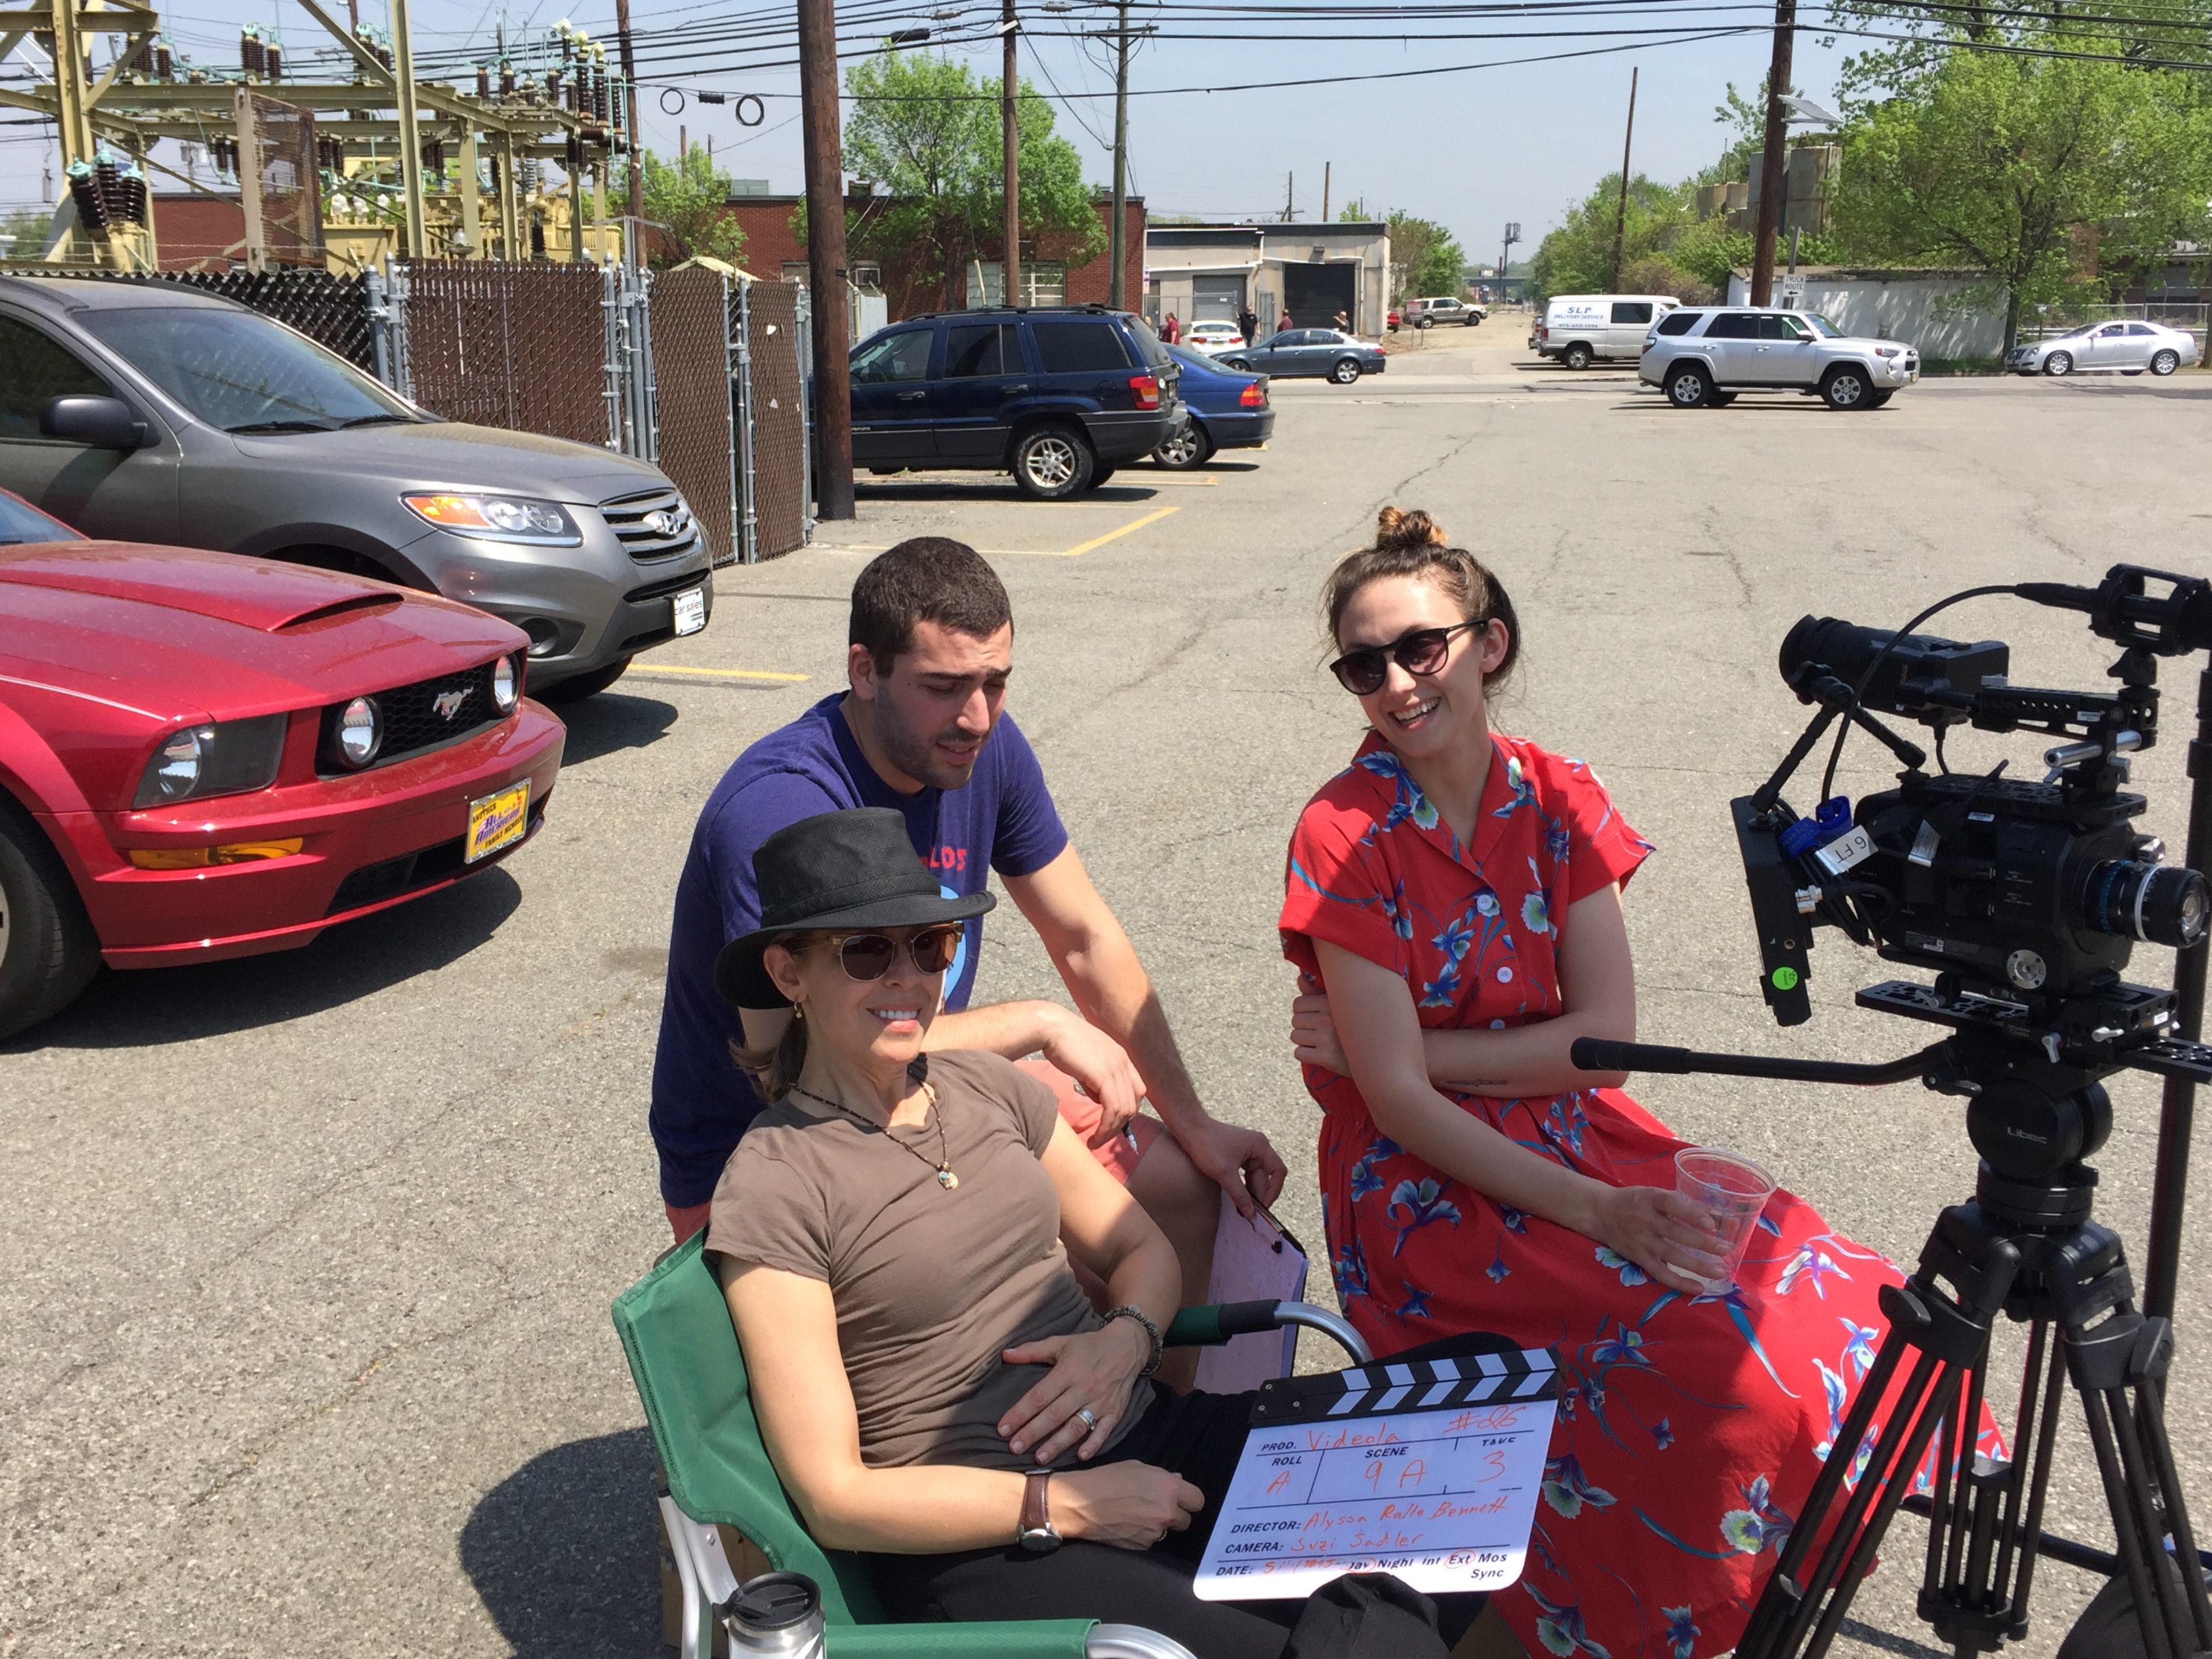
[1329, 619, 1483, 696]
[813, 924, 964, 981]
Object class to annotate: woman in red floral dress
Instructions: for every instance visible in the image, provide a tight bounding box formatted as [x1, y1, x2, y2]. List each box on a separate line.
[1277, 509, 1991, 1659]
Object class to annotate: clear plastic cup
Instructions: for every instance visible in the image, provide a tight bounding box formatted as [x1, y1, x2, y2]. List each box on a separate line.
[1675, 1147, 1780, 1294]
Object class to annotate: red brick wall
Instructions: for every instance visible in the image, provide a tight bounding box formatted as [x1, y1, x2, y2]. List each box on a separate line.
[712, 193, 1144, 320]
[153, 193, 246, 270]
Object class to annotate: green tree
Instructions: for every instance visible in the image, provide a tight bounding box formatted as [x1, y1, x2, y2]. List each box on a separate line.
[1525, 174, 1718, 302]
[640, 144, 747, 268]
[1384, 211, 1468, 302]
[816, 47, 1105, 308]
[1, 204, 56, 259]
[1828, 40, 2212, 347]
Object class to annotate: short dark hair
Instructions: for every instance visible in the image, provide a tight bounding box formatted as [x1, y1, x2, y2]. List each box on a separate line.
[850, 537, 1013, 671]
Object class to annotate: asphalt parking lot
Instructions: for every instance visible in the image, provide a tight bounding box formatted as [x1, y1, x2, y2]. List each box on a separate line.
[7, 321, 2210, 1658]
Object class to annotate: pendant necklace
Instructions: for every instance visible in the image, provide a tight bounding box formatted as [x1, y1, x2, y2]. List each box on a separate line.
[791, 1082, 958, 1189]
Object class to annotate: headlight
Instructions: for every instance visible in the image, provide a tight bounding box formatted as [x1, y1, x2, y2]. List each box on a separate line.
[491, 654, 520, 712]
[337, 696, 382, 769]
[401, 493, 581, 545]
[1872, 346, 1902, 358]
[131, 713, 289, 808]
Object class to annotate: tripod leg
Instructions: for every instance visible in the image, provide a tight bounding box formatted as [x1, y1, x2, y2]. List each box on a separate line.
[2078, 1385, 2179, 1659]
[1742, 1309, 1931, 1659]
[2133, 1372, 2212, 1654]
[1993, 1322, 2067, 1631]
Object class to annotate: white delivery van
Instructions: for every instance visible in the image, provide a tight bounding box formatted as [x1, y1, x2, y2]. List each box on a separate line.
[1533, 295, 1681, 368]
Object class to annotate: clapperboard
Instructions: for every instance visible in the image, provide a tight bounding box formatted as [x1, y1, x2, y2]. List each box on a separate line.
[1193, 1334, 1558, 1601]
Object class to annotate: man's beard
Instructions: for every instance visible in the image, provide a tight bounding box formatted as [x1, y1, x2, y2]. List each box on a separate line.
[878, 703, 984, 790]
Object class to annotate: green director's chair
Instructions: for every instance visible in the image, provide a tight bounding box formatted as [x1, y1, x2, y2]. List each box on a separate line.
[612, 1231, 1372, 1659]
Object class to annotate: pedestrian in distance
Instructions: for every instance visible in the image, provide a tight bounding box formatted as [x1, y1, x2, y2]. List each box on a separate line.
[1278, 310, 1292, 332]
[1237, 304, 1256, 344]
[651, 539, 1289, 1387]
[1279, 506, 2003, 1659]
[1162, 312, 1181, 344]
[1332, 308, 1349, 333]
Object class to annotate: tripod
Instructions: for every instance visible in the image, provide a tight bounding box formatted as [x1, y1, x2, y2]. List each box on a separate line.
[1736, 1153, 2212, 1659]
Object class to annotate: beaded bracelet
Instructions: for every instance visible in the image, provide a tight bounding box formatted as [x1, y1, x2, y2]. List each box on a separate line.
[1103, 1305, 1164, 1378]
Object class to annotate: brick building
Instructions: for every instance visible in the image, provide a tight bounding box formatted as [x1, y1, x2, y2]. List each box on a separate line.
[714, 188, 1144, 321]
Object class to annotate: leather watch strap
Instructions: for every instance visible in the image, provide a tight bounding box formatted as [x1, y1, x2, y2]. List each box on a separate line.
[1018, 1469, 1056, 1551]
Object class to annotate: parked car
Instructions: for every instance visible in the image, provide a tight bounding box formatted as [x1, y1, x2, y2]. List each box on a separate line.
[2006, 321, 2198, 377]
[0, 275, 713, 701]
[0, 490, 565, 1038]
[1181, 320, 1248, 356]
[1387, 308, 1403, 332]
[1638, 306, 1920, 409]
[1533, 294, 1681, 368]
[1153, 344, 1274, 468]
[1216, 329, 1387, 385]
[848, 305, 1180, 499]
[1405, 296, 1486, 328]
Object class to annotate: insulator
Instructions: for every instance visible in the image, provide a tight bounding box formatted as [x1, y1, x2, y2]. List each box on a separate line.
[264, 41, 281, 78]
[520, 157, 541, 193]
[155, 42, 171, 79]
[476, 63, 491, 97]
[565, 133, 582, 168]
[423, 140, 445, 179]
[531, 218, 546, 259]
[67, 164, 110, 231]
[499, 60, 514, 96]
[241, 26, 264, 77]
[118, 169, 148, 226]
[594, 68, 609, 121]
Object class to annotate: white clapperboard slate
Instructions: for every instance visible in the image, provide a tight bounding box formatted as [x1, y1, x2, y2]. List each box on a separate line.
[1193, 1332, 1558, 1601]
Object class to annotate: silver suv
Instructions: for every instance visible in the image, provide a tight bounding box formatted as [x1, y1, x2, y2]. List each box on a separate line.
[1638, 306, 1919, 410]
[0, 276, 714, 698]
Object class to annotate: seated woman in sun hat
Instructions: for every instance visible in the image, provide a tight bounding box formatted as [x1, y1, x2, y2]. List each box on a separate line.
[702, 806, 1486, 1659]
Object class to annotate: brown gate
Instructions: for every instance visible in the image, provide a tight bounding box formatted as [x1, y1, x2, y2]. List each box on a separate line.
[401, 262, 607, 446]
[648, 264, 737, 567]
[740, 279, 808, 560]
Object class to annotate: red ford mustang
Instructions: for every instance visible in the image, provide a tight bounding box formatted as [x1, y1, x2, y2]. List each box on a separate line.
[0, 489, 566, 1038]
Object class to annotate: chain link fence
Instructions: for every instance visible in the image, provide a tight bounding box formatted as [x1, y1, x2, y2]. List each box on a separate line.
[399, 261, 608, 446]
[739, 278, 811, 560]
[650, 264, 738, 569]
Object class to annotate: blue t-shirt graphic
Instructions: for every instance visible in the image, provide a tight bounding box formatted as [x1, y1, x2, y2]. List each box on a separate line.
[651, 694, 1069, 1206]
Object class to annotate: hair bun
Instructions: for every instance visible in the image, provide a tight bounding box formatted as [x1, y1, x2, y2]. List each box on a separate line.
[1374, 506, 1448, 550]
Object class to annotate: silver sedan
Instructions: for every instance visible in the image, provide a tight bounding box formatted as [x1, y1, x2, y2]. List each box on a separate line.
[2007, 320, 2199, 377]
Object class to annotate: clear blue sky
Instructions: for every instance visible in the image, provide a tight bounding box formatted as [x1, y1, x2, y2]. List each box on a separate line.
[3, 0, 1848, 260]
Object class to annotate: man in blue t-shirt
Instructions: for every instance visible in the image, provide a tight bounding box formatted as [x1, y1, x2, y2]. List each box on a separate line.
[652, 537, 1287, 1320]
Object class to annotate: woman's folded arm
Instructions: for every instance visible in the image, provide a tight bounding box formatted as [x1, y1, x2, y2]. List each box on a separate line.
[722, 1261, 1033, 1553]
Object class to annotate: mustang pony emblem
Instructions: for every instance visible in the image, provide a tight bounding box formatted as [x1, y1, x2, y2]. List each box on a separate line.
[433, 688, 472, 721]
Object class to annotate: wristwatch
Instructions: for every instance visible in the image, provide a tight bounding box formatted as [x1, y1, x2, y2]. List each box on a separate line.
[1017, 1469, 1062, 1554]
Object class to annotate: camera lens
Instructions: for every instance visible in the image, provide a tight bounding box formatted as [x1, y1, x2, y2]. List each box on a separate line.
[2081, 860, 2210, 948]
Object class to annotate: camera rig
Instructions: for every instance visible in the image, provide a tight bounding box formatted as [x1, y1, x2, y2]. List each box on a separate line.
[1570, 565, 2212, 1658]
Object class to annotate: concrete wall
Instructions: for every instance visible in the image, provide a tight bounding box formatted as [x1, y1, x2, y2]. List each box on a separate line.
[1145, 224, 1391, 337]
[1725, 269, 2006, 359]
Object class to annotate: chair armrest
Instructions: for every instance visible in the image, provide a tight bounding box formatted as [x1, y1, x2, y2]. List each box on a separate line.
[1162, 1300, 1372, 1364]
[825, 1620, 1097, 1657]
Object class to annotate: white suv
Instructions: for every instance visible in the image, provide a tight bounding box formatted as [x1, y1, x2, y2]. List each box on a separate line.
[1639, 306, 1920, 409]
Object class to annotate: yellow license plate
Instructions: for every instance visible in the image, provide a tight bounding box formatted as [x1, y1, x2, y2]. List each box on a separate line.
[464, 779, 531, 863]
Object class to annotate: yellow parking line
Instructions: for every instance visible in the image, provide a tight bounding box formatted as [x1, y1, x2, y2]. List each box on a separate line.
[1052, 505, 1181, 558]
[630, 665, 811, 682]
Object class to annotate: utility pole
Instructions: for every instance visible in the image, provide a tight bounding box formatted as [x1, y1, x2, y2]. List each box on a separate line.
[797, 0, 854, 517]
[1750, 0, 1795, 305]
[1283, 171, 1292, 221]
[1108, 0, 1129, 308]
[391, 0, 426, 258]
[1607, 66, 1637, 293]
[1321, 161, 1330, 223]
[613, 0, 644, 241]
[1002, 0, 1021, 306]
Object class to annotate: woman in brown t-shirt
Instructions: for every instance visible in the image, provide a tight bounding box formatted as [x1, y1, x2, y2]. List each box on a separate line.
[705, 810, 1482, 1658]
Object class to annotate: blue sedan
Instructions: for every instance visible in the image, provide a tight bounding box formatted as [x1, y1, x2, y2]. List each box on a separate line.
[1154, 344, 1275, 469]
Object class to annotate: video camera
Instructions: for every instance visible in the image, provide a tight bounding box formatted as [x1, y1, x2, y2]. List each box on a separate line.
[1735, 567, 2210, 1071]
